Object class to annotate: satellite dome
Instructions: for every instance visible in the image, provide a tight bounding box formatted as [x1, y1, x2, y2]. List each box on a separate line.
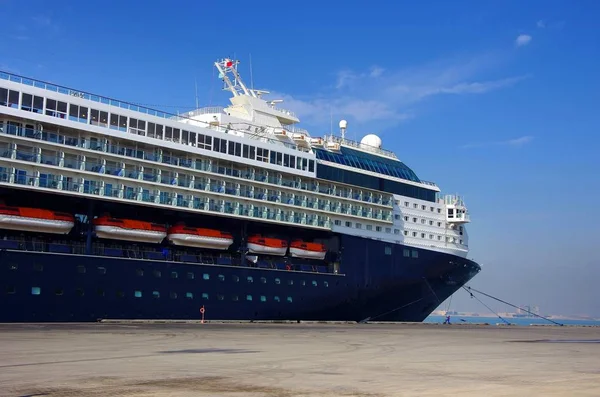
[360, 134, 382, 149]
[339, 120, 348, 129]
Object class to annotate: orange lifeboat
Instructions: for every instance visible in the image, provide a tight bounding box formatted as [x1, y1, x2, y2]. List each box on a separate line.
[0, 205, 74, 234]
[289, 240, 327, 260]
[167, 224, 233, 250]
[93, 215, 166, 243]
[247, 234, 288, 256]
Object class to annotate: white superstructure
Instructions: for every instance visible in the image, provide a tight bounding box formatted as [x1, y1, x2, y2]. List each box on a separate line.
[0, 58, 470, 257]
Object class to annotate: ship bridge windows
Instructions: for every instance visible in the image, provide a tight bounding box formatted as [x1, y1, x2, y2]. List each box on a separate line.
[69, 104, 88, 123]
[2, 89, 19, 108]
[20, 92, 44, 114]
[129, 118, 146, 135]
[197, 134, 212, 150]
[109, 112, 127, 132]
[256, 147, 269, 162]
[90, 108, 108, 127]
[213, 137, 227, 154]
[228, 141, 240, 156]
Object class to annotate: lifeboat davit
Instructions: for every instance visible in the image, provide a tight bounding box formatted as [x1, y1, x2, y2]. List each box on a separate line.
[93, 215, 166, 243]
[247, 234, 288, 256]
[289, 240, 327, 260]
[0, 205, 74, 234]
[167, 224, 233, 250]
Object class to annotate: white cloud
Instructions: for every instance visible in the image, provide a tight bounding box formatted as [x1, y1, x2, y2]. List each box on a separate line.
[515, 34, 532, 47]
[264, 53, 526, 129]
[461, 135, 534, 149]
[507, 135, 533, 146]
[369, 66, 384, 78]
[537, 20, 545, 28]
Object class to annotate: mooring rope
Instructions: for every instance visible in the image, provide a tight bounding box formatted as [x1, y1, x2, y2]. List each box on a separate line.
[464, 285, 564, 326]
[462, 286, 511, 325]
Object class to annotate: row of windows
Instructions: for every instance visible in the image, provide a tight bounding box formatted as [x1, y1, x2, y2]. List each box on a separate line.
[1, 120, 394, 215]
[318, 164, 437, 203]
[314, 146, 420, 183]
[400, 200, 442, 213]
[7, 264, 331, 287]
[9, 286, 296, 302]
[0, 87, 315, 173]
[403, 216, 444, 228]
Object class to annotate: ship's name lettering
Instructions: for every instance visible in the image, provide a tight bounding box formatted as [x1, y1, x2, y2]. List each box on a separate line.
[69, 90, 85, 98]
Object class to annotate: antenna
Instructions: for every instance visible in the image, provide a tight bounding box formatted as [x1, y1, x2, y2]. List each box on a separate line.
[330, 106, 333, 139]
[339, 119, 347, 142]
[194, 76, 199, 109]
[249, 53, 254, 90]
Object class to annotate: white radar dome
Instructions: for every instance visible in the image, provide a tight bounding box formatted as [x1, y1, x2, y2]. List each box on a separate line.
[360, 134, 382, 149]
[339, 120, 348, 129]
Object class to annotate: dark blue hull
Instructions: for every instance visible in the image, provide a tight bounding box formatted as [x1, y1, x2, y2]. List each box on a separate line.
[0, 234, 480, 322]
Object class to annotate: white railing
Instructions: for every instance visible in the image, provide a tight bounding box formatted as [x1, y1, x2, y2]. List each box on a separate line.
[328, 135, 398, 160]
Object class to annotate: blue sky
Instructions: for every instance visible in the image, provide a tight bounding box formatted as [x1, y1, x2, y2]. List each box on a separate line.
[2, 0, 600, 317]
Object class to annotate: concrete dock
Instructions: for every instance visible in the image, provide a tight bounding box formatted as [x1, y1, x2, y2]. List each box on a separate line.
[1, 322, 599, 396]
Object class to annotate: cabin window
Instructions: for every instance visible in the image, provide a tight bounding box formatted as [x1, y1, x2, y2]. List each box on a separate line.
[134, 290, 142, 298]
[403, 249, 410, 257]
[171, 271, 178, 279]
[170, 292, 178, 299]
[217, 294, 225, 301]
[228, 141, 236, 155]
[77, 265, 86, 274]
[260, 296, 267, 302]
[202, 293, 209, 300]
[34, 264, 43, 272]
[260, 277, 267, 284]
[97, 267, 106, 275]
[97, 289, 105, 297]
[186, 272, 194, 279]
[55, 288, 63, 296]
[246, 294, 252, 301]
[311, 280, 317, 287]
[309, 160, 315, 172]
[232, 295, 239, 301]
[153, 270, 161, 278]
[287, 296, 293, 303]
[153, 291, 160, 298]
[31, 287, 41, 295]
[247, 276, 253, 283]
[232, 275, 239, 282]
[136, 269, 144, 276]
[203, 273, 210, 280]
[274, 296, 280, 302]
[411, 250, 419, 258]
[384, 246, 392, 255]
[287, 279, 294, 285]
[300, 280, 306, 286]
[274, 278, 281, 285]
[186, 292, 193, 299]
[116, 290, 124, 298]
[324, 281, 329, 288]
[218, 274, 225, 282]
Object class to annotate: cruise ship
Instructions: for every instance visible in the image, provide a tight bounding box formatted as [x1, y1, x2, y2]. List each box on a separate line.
[0, 58, 481, 322]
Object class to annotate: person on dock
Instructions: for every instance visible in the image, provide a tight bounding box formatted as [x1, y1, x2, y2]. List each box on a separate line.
[443, 315, 451, 325]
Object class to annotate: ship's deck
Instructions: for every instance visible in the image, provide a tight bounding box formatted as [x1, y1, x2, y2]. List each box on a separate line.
[1, 322, 598, 396]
